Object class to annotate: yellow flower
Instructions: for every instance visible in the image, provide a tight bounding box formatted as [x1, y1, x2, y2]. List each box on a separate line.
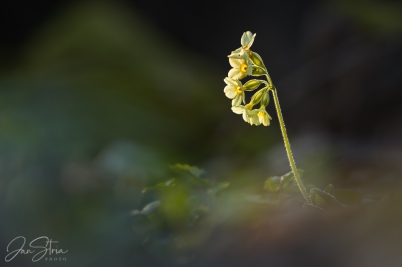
[231, 104, 261, 126]
[224, 77, 245, 106]
[256, 106, 272, 126]
[227, 51, 253, 80]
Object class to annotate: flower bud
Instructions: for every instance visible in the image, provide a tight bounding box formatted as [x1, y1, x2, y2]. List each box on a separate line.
[252, 66, 267, 76]
[250, 51, 266, 69]
[243, 79, 264, 91]
[241, 31, 256, 50]
[261, 90, 270, 107]
[250, 89, 266, 105]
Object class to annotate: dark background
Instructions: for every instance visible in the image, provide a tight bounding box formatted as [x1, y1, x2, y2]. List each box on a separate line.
[0, 0, 402, 266]
[2, 0, 402, 137]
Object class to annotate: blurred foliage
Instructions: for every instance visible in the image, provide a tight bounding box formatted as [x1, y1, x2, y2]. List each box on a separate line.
[0, 1, 226, 163]
[131, 163, 402, 266]
[131, 164, 229, 262]
[0, 1, 228, 266]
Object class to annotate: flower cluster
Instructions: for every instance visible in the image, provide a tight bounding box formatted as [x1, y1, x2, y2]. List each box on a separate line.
[224, 31, 272, 126]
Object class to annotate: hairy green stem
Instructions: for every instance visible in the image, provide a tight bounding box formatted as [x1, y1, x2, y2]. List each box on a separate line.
[265, 74, 311, 204]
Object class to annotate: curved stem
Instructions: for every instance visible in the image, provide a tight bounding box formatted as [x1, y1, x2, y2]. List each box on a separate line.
[270, 87, 311, 204]
[262, 71, 311, 204]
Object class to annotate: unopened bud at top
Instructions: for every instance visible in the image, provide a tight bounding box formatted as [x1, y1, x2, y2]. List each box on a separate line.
[241, 31, 256, 50]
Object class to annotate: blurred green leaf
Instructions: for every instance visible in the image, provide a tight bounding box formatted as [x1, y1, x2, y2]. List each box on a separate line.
[310, 188, 343, 209]
[160, 186, 190, 227]
[143, 179, 176, 193]
[170, 164, 209, 187]
[131, 201, 161, 216]
[264, 169, 304, 193]
[310, 188, 326, 207]
[170, 164, 205, 178]
[189, 205, 210, 225]
[141, 201, 162, 215]
[281, 169, 304, 189]
[208, 182, 230, 195]
[264, 176, 281, 193]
